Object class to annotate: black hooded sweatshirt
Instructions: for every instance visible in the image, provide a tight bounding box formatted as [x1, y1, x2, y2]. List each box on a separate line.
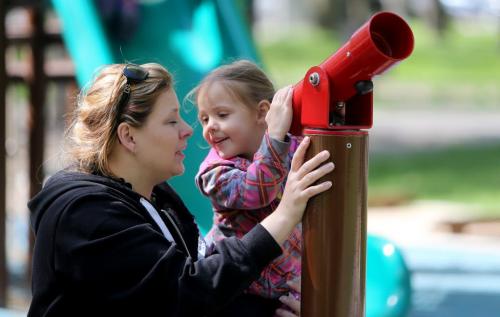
[28, 170, 282, 317]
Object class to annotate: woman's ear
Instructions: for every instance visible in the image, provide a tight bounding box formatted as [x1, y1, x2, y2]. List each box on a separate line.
[256, 100, 270, 124]
[116, 122, 136, 153]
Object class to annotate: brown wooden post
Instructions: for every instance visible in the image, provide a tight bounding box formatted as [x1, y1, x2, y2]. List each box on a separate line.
[27, 4, 46, 283]
[0, 0, 8, 307]
[302, 132, 368, 317]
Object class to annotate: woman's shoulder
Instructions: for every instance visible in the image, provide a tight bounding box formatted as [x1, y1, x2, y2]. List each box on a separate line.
[39, 170, 139, 208]
[29, 169, 143, 233]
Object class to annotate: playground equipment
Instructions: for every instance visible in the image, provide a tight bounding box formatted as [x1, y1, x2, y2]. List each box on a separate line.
[366, 235, 411, 317]
[293, 11, 414, 317]
[48, 3, 413, 317]
[51, 0, 257, 230]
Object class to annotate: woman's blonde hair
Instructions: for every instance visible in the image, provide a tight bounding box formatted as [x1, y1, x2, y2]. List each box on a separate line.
[66, 63, 172, 176]
[188, 60, 275, 109]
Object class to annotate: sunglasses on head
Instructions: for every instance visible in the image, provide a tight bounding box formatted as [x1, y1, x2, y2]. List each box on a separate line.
[116, 64, 149, 116]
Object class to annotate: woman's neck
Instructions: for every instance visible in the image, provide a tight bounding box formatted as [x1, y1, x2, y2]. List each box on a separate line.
[128, 176, 154, 199]
[108, 150, 154, 199]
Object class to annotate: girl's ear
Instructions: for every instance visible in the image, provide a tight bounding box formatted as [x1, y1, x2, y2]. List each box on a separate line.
[116, 122, 136, 153]
[256, 100, 270, 124]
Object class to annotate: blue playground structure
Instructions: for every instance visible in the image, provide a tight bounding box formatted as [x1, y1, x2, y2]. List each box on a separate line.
[51, 0, 258, 230]
[49, 1, 412, 316]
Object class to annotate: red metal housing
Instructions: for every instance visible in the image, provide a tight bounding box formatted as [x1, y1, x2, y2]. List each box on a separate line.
[290, 11, 414, 135]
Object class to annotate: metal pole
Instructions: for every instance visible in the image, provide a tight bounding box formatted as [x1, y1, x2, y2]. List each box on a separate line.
[0, 0, 8, 307]
[27, 4, 46, 284]
[302, 131, 368, 317]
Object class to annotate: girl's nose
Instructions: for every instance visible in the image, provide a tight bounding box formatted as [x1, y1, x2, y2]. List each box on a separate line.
[206, 118, 219, 132]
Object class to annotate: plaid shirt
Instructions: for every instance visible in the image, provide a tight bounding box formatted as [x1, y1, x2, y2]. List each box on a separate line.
[196, 133, 302, 299]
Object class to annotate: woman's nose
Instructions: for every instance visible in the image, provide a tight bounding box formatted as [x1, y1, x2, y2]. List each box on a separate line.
[180, 119, 193, 139]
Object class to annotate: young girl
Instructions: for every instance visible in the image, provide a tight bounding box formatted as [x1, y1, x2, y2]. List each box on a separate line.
[192, 60, 302, 306]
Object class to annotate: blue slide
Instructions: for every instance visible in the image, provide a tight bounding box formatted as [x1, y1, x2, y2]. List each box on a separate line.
[51, 0, 259, 230]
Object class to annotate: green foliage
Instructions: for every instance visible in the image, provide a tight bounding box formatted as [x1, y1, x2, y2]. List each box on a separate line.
[369, 143, 500, 214]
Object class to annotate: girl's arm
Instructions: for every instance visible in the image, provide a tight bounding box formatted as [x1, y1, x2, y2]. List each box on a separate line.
[196, 133, 292, 210]
[196, 86, 296, 211]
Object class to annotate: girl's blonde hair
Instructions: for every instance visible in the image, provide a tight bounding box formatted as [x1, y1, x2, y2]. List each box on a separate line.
[65, 63, 172, 176]
[188, 60, 275, 109]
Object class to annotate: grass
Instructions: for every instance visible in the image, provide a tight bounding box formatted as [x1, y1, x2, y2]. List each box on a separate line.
[368, 142, 500, 215]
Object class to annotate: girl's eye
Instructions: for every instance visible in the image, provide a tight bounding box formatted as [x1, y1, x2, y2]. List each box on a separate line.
[199, 117, 208, 125]
[168, 121, 178, 125]
[218, 113, 228, 119]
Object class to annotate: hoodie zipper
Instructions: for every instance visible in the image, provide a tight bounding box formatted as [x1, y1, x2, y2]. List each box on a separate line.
[161, 208, 193, 259]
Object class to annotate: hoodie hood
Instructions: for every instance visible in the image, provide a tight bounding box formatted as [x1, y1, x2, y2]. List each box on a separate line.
[28, 170, 139, 234]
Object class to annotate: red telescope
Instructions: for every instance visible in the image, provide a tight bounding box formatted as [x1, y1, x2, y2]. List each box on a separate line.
[290, 11, 414, 135]
[298, 11, 414, 317]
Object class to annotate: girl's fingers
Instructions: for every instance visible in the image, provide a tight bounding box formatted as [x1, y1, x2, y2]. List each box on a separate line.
[290, 137, 310, 172]
[287, 278, 301, 293]
[272, 85, 293, 107]
[273, 86, 289, 103]
[279, 294, 300, 313]
[285, 86, 293, 105]
[277, 294, 300, 317]
[275, 308, 298, 317]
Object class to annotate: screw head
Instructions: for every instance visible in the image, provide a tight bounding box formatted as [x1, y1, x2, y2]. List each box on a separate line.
[346, 143, 352, 149]
[309, 72, 320, 86]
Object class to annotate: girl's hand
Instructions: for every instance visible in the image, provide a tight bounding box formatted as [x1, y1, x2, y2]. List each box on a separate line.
[266, 85, 293, 141]
[276, 278, 301, 317]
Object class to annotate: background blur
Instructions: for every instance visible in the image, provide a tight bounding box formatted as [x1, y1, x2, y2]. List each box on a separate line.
[1, 0, 499, 316]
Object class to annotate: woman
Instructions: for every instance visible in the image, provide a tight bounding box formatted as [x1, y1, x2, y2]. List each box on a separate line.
[28, 63, 334, 316]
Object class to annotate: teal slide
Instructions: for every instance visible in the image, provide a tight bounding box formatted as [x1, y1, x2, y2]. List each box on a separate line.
[50, 1, 411, 316]
[51, 0, 257, 230]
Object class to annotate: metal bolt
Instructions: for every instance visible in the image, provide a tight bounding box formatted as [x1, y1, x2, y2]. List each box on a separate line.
[347, 51, 351, 57]
[309, 72, 320, 87]
[346, 143, 352, 149]
[336, 102, 345, 109]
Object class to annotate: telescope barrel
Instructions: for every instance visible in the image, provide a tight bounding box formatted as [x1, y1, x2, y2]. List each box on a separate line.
[291, 11, 414, 134]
